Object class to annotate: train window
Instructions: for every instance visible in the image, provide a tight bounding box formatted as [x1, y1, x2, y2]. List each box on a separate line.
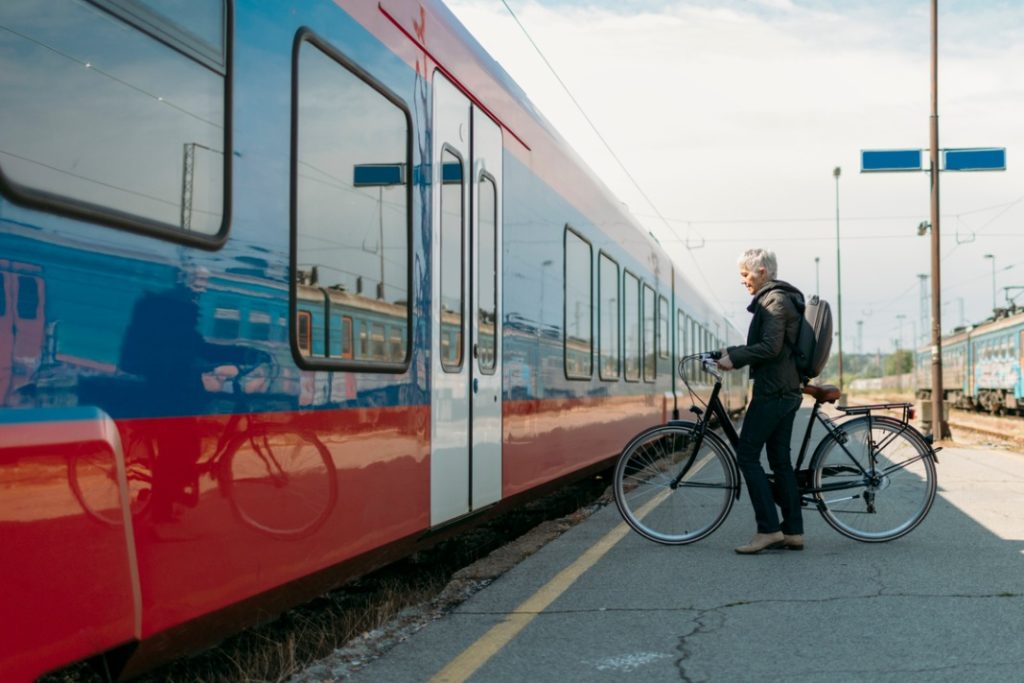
[564, 226, 592, 379]
[642, 284, 655, 382]
[677, 309, 686, 366]
[292, 35, 411, 371]
[370, 322, 386, 359]
[598, 253, 620, 380]
[658, 296, 669, 360]
[440, 148, 465, 372]
[0, 276, 6, 316]
[297, 311, 312, 356]
[623, 272, 640, 381]
[249, 310, 271, 342]
[477, 174, 497, 374]
[0, 0, 228, 240]
[213, 307, 240, 340]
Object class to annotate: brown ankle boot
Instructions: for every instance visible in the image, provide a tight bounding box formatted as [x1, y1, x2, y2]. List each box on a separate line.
[735, 531, 784, 554]
[783, 534, 804, 550]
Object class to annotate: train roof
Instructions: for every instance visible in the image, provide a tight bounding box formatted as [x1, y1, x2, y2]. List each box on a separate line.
[362, 1, 737, 336]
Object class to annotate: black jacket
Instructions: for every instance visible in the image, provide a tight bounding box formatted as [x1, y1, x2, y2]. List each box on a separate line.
[727, 280, 804, 397]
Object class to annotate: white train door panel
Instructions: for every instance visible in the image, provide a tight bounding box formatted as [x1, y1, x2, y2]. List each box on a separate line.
[470, 107, 502, 511]
[430, 73, 503, 525]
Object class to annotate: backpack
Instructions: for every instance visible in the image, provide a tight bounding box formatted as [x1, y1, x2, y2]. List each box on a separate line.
[793, 294, 833, 382]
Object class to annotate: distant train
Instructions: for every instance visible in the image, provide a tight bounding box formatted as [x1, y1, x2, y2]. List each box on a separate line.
[915, 307, 1024, 415]
[0, 1, 747, 680]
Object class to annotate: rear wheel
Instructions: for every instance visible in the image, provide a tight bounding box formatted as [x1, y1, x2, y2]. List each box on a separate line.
[613, 423, 737, 545]
[811, 416, 936, 542]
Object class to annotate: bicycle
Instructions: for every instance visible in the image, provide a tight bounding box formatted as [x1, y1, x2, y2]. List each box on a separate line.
[613, 352, 940, 545]
[70, 360, 338, 540]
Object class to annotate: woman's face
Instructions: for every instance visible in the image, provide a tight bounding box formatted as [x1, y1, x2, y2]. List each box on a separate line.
[739, 264, 769, 295]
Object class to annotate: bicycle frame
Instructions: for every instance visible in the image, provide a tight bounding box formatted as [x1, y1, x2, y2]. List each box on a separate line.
[674, 355, 938, 509]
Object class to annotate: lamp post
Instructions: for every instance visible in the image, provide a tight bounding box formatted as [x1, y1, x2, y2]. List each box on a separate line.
[834, 166, 844, 393]
[814, 256, 820, 296]
[983, 254, 996, 312]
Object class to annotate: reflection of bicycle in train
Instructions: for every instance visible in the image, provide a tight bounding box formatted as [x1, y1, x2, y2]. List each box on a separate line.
[71, 361, 337, 540]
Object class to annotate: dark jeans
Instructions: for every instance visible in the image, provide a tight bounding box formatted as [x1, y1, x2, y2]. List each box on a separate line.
[736, 392, 803, 535]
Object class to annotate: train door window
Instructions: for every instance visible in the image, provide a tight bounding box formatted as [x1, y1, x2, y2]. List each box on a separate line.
[477, 174, 497, 373]
[439, 148, 464, 371]
[292, 35, 411, 371]
[564, 226, 592, 379]
[642, 284, 655, 382]
[598, 253, 620, 380]
[0, 0, 228, 239]
[297, 311, 312, 355]
[658, 296, 669, 360]
[341, 316, 353, 359]
[623, 271, 640, 381]
[16, 277, 40, 320]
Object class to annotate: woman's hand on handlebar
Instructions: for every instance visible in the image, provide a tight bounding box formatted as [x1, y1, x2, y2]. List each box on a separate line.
[716, 349, 734, 371]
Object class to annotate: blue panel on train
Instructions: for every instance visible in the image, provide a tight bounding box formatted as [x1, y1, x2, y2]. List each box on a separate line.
[353, 163, 406, 186]
[860, 149, 922, 172]
[944, 147, 1006, 172]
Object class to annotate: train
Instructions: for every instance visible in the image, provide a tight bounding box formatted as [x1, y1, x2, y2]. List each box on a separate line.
[0, 1, 748, 679]
[915, 306, 1024, 415]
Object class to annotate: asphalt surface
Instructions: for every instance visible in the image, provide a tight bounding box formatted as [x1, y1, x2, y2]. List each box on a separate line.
[338, 408, 1024, 682]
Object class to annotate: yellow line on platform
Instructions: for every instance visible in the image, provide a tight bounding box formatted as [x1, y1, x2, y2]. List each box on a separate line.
[429, 490, 669, 683]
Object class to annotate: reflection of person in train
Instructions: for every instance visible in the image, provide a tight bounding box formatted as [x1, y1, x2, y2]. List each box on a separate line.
[119, 267, 263, 522]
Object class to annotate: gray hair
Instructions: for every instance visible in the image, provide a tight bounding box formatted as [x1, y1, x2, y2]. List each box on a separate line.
[737, 249, 778, 279]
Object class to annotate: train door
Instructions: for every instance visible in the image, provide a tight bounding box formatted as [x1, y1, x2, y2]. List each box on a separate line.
[430, 73, 503, 525]
[0, 262, 46, 400]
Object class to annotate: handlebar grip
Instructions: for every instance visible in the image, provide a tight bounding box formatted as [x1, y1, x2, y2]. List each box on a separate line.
[707, 350, 722, 360]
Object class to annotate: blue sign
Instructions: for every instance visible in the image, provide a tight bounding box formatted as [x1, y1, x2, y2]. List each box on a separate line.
[944, 147, 1006, 172]
[861, 149, 922, 172]
[353, 163, 405, 186]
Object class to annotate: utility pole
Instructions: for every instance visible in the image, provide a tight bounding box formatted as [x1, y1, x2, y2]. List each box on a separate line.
[834, 166, 844, 393]
[928, 0, 950, 438]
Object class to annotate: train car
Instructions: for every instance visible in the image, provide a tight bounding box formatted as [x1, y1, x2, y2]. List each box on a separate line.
[916, 309, 1024, 415]
[967, 310, 1024, 414]
[0, 1, 745, 679]
[915, 329, 969, 407]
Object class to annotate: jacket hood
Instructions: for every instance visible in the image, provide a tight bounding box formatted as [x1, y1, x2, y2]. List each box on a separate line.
[747, 279, 805, 313]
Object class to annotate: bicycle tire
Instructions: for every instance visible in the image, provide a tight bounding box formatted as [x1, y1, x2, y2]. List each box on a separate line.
[613, 422, 738, 545]
[810, 415, 936, 542]
[221, 428, 337, 540]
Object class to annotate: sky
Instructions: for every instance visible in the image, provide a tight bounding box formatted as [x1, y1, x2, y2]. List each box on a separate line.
[447, 0, 1024, 355]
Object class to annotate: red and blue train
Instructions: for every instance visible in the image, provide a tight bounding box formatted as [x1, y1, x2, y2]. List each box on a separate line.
[915, 307, 1024, 415]
[0, 1, 747, 679]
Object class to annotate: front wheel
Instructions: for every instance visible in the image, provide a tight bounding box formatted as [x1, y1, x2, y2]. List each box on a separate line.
[613, 422, 738, 545]
[811, 416, 937, 542]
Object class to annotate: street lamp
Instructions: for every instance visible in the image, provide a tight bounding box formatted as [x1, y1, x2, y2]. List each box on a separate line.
[983, 254, 996, 312]
[833, 166, 844, 393]
[814, 256, 820, 295]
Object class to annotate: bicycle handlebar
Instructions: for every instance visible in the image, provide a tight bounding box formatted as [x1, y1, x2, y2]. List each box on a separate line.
[677, 352, 724, 383]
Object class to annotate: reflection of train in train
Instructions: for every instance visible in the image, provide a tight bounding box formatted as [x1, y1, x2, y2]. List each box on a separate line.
[915, 307, 1024, 415]
[0, 1, 747, 679]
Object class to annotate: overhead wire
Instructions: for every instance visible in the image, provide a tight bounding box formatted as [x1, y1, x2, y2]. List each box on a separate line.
[498, 0, 726, 312]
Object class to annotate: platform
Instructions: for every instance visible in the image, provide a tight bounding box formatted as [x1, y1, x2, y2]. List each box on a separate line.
[342, 410, 1024, 682]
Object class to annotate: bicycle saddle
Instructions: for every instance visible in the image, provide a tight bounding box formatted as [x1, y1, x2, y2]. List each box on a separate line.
[802, 384, 841, 403]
